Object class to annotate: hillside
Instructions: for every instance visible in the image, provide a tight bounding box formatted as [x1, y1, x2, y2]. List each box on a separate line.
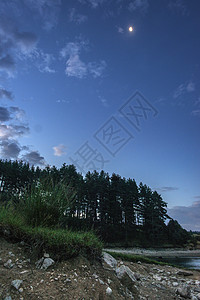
[1, 237, 200, 300]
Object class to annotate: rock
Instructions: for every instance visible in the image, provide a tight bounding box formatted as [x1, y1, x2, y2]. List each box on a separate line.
[172, 282, 179, 287]
[4, 259, 14, 269]
[177, 270, 193, 276]
[102, 252, 117, 269]
[196, 293, 200, 300]
[106, 287, 112, 295]
[176, 286, 191, 298]
[116, 265, 138, 294]
[36, 257, 55, 270]
[4, 296, 12, 300]
[19, 288, 23, 293]
[43, 253, 50, 258]
[11, 279, 23, 290]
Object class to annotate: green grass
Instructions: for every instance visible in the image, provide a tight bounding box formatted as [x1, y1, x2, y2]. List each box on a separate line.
[105, 251, 175, 266]
[0, 206, 103, 260]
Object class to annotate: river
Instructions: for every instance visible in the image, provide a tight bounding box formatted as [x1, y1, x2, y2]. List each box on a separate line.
[153, 256, 200, 270]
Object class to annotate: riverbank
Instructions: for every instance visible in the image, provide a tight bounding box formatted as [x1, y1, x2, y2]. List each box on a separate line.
[104, 248, 200, 258]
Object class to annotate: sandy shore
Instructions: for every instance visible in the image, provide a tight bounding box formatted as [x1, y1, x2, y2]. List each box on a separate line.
[104, 248, 200, 257]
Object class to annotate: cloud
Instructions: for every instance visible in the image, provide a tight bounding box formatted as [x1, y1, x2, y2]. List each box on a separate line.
[98, 95, 109, 108]
[66, 55, 88, 79]
[78, 0, 106, 9]
[0, 124, 29, 140]
[68, 8, 88, 24]
[53, 144, 66, 156]
[168, 201, 200, 231]
[0, 139, 21, 159]
[0, 107, 11, 122]
[22, 150, 45, 166]
[60, 40, 106, 79]
[157, 186, 179, 192]
[117, 27, 124, 34]
[168, 0, 188, 16]
[173, 80, 195, 99]
[191, 110, 200, 117]
[37, 52, 55, 73]
[0, 88, 13, 100]
[0, 17, 37, 76]
[128, 0, 149, 13]
[24, 0, 61, 30]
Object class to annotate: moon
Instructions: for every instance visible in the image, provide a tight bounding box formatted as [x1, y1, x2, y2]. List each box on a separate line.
[129, 26, 133, 32]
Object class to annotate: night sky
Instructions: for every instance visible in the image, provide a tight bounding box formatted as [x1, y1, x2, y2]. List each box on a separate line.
[0, 0, 200, 231]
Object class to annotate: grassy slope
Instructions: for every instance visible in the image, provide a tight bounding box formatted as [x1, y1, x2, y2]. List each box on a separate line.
[0, 206, 103, 260]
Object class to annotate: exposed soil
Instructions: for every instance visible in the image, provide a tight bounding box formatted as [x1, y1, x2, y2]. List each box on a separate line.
[1, 237, 200, 300]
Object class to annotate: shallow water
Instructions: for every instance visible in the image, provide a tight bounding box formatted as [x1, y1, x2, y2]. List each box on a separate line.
[153, 257, 200, 270]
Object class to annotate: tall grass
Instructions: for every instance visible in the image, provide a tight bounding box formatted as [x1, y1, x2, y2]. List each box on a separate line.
[17, 178, 76, 228]
[0, 205, 103, 260]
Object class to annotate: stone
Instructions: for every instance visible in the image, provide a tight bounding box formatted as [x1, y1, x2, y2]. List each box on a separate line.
[36, 257, 55, 270]
[172, 282, 179, 287]
[106, 287, 112, 295]
[177, 270, 193, 276]
[102, 252, 117, 269]
[44, 253, 50, 258]
[11, 279, 23, 290]
[116, 265, 137, 294]
[176, 286, 191, 299]
[196, 293, 200, 300]
[4, 259, 14, 269]
[4, 296, 12, 300]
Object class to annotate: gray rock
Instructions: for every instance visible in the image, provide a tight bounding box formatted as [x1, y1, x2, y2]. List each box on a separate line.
[106, 287, 112, 295]
[4, 296, 12, 300]
[172, 282, 179, 287]
[41, 258, 55, 270]
[176, 286, 191, 298]
[36, 257, 54, 270]
[4, 259, 14, 269]
[11, 279, 23, 290]
[196, 293, 200, 300]
[116, 265, 138, 294]
[43, 253, 50, 258]
[102, 252, 117, 269]
[177, 270, 193, 276]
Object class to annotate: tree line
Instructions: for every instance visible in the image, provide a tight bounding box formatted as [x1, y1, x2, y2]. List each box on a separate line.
[0, 159, 191, 246]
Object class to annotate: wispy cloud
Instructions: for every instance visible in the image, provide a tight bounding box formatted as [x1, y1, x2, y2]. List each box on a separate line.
[78, 0, 106, 9]
[60, 40, 106, 79]
[0, 17, 37, 77]
[128, 0, 149, 13]
[191, 110, 200, 117]
[168, 0, 188, 16]
[168, 201, 200, 231]
[117, 26, 124, 34]
[68, 8, 88, 24]
[53, 144, 66, 156]
[173, 80, 195, 99]
[0, 88, 13, 100]
[156, 186, 179, 193]
[24, 0, 61, 30]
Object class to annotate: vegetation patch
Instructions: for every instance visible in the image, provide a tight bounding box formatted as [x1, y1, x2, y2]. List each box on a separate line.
[105, 251, 175, 267]
[0, 206, 103, 261]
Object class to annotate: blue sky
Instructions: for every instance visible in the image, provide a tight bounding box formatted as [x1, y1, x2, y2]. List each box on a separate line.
[0, 0, 200, 231]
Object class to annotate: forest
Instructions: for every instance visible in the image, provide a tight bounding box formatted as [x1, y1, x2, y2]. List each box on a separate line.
[0, 159, 191, 247]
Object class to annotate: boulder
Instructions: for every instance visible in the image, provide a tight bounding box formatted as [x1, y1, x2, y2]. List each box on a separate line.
[36, 257, 55, 270]
[177, 270, 193, 276]
[176, 286, 191, 299]
[102, 252, 117, 269]
[115, 265, 137, 294]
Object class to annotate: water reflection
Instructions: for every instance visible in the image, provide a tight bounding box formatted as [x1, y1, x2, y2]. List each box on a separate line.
[153, 257, 200, 270]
